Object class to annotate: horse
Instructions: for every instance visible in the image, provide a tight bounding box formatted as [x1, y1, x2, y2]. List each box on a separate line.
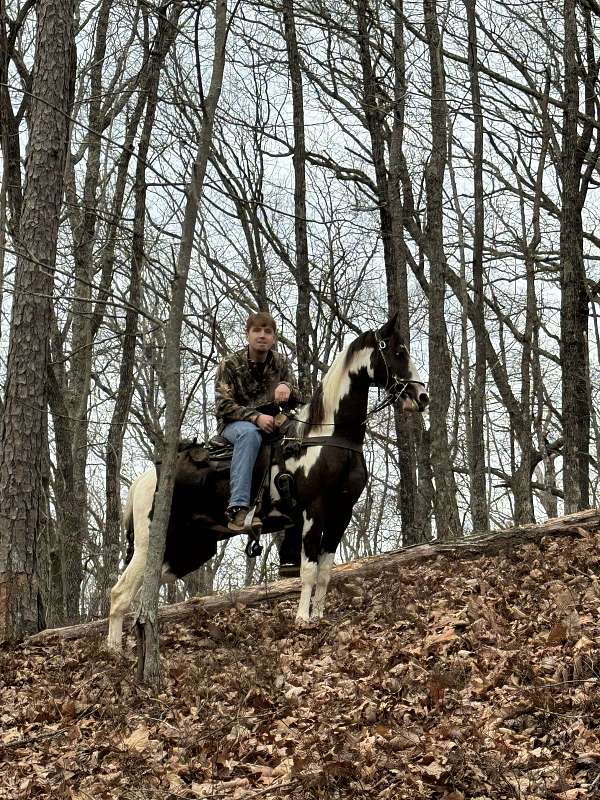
[107, 314, 428, 649]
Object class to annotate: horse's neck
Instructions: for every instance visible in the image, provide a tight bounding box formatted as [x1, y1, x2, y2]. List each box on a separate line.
[329, 380, 370, 443]
[303, 344, 373, 443]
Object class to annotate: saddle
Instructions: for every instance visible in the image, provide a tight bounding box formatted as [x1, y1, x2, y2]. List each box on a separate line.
[168, 405, 299, 545]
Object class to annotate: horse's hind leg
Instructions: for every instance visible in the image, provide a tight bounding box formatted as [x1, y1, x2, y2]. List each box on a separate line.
[107, 551, 147, 650]
[295, 507, 323, 625]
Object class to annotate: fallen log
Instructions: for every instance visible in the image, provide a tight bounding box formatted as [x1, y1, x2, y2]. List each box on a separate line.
[27, 507, 600, 644]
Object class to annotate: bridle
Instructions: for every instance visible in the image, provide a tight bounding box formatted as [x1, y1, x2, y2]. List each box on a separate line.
[286, 330, 428, 430]
[369, 330, 428, 418]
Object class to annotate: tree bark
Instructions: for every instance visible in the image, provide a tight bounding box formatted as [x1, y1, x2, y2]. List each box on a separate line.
[0, 0, 74, 642]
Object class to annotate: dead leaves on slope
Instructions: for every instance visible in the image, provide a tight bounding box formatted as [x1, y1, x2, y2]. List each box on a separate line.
[3, 533, 600, 798]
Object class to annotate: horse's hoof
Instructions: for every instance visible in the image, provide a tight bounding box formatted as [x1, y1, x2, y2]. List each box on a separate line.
[294, 616, 312, 629]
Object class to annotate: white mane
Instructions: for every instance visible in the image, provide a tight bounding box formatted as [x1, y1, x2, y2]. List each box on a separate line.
[303, 342, 374, 437]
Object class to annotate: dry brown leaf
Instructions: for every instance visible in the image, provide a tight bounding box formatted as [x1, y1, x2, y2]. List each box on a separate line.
[123, 725, 150, 753]
[547, 621, 568, 644]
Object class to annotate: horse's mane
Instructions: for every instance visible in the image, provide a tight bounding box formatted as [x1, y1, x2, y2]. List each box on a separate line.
[299, 332, 372, 434]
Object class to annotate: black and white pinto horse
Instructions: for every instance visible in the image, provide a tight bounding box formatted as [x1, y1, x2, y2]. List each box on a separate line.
[107, 315, 428, 648]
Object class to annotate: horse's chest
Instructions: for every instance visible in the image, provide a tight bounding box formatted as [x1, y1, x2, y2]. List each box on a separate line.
[288, 445, 354, 493]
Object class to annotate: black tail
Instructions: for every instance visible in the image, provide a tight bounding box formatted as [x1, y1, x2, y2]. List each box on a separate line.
[124, 515, 135, 565]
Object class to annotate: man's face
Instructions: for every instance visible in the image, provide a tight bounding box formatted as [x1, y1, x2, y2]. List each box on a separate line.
[246, 324, 275, 355]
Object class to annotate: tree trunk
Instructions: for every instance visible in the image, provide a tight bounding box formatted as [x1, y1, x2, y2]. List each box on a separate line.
[135, 0, 228, 686]
[464, 0, 488, 531]
[423, 0, 461, 538]
[282, 0, 312, 398]
[0, 0, 23, 238]
[560, 0, 589, 513]
[356, 0, 418, 542]
[0, 0, 74, 642]
[102, 10, 178, 617]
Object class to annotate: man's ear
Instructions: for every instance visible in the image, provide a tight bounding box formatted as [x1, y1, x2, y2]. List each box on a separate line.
[377, 311, 399, 339]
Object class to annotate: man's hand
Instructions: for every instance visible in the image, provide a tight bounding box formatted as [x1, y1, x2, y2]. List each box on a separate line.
[274, 383, 291, 404]
[256, 414, 275, 433]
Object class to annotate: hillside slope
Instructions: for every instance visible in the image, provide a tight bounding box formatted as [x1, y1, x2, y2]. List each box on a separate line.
[2, 530, 600, 799]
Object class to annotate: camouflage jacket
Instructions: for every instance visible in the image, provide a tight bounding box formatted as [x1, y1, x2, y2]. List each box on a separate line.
[214, 347, 300, 432]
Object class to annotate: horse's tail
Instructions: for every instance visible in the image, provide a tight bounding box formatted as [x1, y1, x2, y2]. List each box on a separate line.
[123, 476, 138, 566]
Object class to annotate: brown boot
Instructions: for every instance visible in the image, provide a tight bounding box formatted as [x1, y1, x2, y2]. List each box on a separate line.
[226, 506, 249, 532]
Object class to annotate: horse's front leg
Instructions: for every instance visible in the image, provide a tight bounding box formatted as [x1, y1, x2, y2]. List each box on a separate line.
[310, 552, 336, 621]
[311, 503, 355, 621]
[295, 507, 323, 626]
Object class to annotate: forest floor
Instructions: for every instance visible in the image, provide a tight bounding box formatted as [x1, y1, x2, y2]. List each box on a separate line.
[2, 530, 600, 799]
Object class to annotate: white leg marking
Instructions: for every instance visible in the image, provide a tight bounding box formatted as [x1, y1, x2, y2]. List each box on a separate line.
[107, 468, 155, 650]
[295, 512, 317, 625]
[296, 553, 318, 625]
[107, 553, 146, 649]
[311, 552, 335, 621]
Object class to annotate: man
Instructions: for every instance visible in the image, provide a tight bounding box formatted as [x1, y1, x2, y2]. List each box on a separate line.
[215, 312, 300, 532]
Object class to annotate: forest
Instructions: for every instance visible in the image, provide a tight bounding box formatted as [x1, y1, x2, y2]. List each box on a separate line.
[0, 0, 598, 646]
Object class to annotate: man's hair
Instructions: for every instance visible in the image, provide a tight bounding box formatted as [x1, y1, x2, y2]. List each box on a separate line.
[246, 311, 276, 333]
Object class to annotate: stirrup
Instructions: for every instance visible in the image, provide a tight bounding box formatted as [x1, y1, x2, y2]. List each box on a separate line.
[245, 527, 263, 558]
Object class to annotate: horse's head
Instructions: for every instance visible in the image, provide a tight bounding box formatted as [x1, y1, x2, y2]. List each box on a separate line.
[371, 314, 429, 412]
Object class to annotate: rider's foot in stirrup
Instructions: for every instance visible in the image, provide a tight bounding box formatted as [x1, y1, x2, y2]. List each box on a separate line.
[226, 506, 250, 532]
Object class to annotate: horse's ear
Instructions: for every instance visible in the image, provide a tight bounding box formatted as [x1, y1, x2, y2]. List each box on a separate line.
[377, 311, 399, 339]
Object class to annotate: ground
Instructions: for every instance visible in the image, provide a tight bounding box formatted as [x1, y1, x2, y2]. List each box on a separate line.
[2, 531, 600, 799]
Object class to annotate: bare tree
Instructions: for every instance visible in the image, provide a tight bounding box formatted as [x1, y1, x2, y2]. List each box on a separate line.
[135, 0, 228, 686]
[0, 0, 74, 641]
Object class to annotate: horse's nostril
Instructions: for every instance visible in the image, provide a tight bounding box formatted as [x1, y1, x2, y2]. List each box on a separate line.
[419, 392, 429, 407]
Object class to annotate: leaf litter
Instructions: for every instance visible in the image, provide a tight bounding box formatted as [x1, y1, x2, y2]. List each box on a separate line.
[2, 532, 600, 798]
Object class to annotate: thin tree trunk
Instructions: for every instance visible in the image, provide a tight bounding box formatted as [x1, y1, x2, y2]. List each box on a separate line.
[0, 0, 23, 238]
[101, 10, 179, 617]
[464, 0, 487, 531]
[560, 0, 589, 513]
[389, 0, 419, 545]
[55, 0, 113, 623]
[0, 0, 74, 642]
[282, 0, 312, 398]
[356, 0, 418, 542]
[423, 0, 460, 538]
[135, 0, 228, 686]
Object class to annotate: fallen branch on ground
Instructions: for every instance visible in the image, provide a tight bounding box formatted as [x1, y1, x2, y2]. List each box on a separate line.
[26, 507, 600, 644]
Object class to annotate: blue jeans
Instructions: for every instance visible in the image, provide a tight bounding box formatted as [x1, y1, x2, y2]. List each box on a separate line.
[222, 421, 262, 508]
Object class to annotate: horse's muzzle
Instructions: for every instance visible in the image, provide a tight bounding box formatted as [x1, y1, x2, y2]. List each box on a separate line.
[415, 388, 429, 411]
[399, 384, 429, 412]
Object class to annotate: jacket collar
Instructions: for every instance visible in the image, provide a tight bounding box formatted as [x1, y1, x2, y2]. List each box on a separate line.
[245, 347, 274, 367]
